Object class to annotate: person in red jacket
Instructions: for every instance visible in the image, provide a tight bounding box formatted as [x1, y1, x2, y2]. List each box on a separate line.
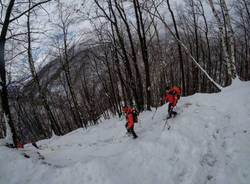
[122, 106, 138, 139]
[161, 86, 180, 119]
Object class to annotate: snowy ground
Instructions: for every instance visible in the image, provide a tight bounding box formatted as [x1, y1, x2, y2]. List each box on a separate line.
[1, 79, 250, 184]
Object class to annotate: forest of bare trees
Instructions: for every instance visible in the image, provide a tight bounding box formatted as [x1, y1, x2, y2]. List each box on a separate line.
[0, 0, 249, 147]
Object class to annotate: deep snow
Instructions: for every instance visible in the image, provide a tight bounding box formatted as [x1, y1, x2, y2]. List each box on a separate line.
[1, 79, 250, 184]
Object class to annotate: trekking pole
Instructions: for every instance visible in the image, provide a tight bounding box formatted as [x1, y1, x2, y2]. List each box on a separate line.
[163, 119, 168, 131]
[152, 108, 158, 120]
[163, 118, 170, 131]
[152, 101, 161, 120]
[163, 111, 171, 131]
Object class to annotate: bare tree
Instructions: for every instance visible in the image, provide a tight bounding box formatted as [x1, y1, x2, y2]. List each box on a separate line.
[132, 0, 152, 110]
[144, 1, 222, 90]
[197, 0, 212, 91]
[26, 0, 63, 135]
[220, 0, 237, 78]
[234, 0, 250, 80]
[242, 0, 250, 20]
[0, 0, 18, 146]
[166, 0, 186, 95]
[112, 0, 144, 111]
[94, 0, 143, 110]
[52, 1, 86, 128]
[188, 0, 200, 93]
[208, 0, 235, 85]
[0, 0, 51, 147]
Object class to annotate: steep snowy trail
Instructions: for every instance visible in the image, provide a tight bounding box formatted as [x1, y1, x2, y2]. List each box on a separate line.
[1, 79, 250, 184]
[36, 80, 249, 184]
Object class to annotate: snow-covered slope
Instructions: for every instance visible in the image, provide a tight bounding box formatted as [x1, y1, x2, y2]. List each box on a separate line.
[1, 79, 250, 184]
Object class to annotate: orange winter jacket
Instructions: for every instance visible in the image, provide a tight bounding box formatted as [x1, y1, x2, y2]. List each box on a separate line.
[122, 107, 134, 129]
[162, 86, 180, 106]
[169, 86, 181, 96]
[162, 93, 178, 106]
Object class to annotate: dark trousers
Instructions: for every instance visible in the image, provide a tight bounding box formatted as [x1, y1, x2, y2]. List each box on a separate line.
[125, 123, 138, 138]
[168, 103, 177, 118]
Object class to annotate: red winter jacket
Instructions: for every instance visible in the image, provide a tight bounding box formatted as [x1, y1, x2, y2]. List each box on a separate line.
[122, 107, 134, 129]
[162, 91, 178, 106]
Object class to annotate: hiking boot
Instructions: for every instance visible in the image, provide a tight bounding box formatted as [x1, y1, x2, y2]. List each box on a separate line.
[133, 135, 138, 139]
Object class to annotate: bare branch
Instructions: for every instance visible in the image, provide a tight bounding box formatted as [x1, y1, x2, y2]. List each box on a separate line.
[143, 1, 222, 90]
[9, 0, 52, 23]
[93, 0, 115, 24]
[6, 31, 43, 40]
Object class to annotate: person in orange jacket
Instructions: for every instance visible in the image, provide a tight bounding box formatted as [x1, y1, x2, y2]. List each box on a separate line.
[122, 106, 138, 139]
[161, 86, 180, 119]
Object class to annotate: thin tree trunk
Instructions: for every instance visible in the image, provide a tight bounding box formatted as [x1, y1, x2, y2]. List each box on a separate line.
[220, 0, 237, 79]
[146, 2, 222, 90]
[242, 0, 250, 20]
[27, 0, 62, 135]
[219, 40, 223, 85]
[243, 20, 249, 80]
[112, 43, 131, 106]
[190, 0, 200, 93]
[133, 0, 152, 110]
[114, 0, 144, 111]
[62, 31, 86, 129]
[99, 0, 140, 109]
[0, 0, 18, 146]
[105, 46, 119, 114]
[199, 0, 212, 91]
[110, 23, 133, 106]
[166, 0, 186, 96]
[208, 0, 233, 85]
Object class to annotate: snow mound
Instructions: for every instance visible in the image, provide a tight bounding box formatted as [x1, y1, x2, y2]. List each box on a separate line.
[1, 80, 250, 184]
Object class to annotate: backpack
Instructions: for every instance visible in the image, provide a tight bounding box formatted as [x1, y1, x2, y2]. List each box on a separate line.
[170, 86, 181, 100]
[171, 86, 180, 95]
[132, 109, 138, 123]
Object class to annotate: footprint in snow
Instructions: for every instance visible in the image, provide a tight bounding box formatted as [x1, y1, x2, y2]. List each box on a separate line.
[200, 152, 217, 167]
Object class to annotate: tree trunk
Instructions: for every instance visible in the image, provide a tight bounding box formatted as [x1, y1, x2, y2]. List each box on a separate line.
[114, 0, 144, 111]
[27, 0, 62, 136]
[148, 2, 222, 90]
[208, 0, 233, 85]
[104, 0, 140, 109]
[220, 0, 237, 79]
[0, 0, 18, 146]
[133, 0, 152, 110]
[199, 0, 212, 91]
[242, 0, 250, 20]
[166, 0, 186, 96]
[62, 30, 86, 129]
[190, 0, 199, 93]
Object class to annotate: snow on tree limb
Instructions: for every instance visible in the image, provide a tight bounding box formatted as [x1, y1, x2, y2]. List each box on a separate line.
[144, 2, 223, 91]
